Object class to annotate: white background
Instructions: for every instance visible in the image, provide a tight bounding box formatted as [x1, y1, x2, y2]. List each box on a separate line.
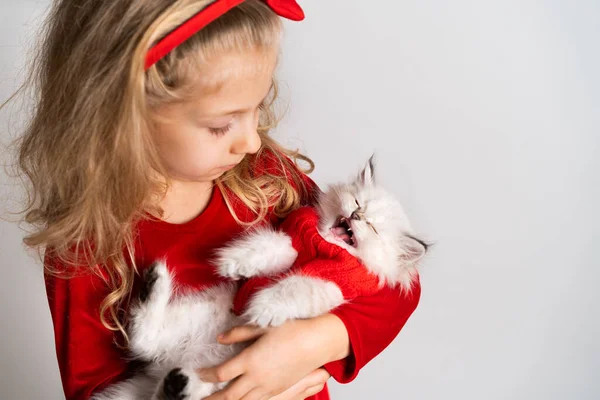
[1, 1, 598, 399]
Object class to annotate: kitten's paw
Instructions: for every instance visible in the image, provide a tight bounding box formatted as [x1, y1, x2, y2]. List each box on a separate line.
[216, 256, 253, 281]
[157, 368, 222, 400]
[139, 263, 159, 302]
[215, 229, 297, 280]
[244, 303, 288, 328]
[139, 261, 171, 304]
[243, 276, 345, 328]
[243, 284, 294, 328]
[162, 368, 189, 400]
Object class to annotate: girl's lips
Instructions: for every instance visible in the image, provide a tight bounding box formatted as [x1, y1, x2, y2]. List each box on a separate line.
[219, 164, 238, 171]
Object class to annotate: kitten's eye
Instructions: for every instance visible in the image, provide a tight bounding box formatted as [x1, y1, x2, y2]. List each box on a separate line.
[367, 221, 379, 235]
[354, 198, 361, 208]
[209, 124, 232, 136]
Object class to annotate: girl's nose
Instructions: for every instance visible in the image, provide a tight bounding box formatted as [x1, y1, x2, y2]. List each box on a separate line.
[232, 125, 261, 155]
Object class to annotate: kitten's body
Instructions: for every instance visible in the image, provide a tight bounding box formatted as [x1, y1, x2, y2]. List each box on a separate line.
[93, 157, 427, 400]
[92, 277, 242, 400]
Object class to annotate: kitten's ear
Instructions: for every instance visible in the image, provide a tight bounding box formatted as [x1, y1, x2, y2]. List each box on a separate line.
[359, 154, 376, 186]
[398, 234, 428, 266]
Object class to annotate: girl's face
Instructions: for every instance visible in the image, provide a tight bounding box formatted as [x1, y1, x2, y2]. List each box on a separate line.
[151, 49, 277, 183]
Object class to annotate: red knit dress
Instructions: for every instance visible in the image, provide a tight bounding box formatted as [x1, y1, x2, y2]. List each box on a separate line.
[44, 153, 421, 400]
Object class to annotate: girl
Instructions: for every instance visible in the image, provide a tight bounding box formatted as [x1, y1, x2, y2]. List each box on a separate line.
[9, 0, 421, 399]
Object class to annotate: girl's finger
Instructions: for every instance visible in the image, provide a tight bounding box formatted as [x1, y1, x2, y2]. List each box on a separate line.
[197, 357, 246, 383]
[239, 387, 269, 400]
[305, 368, 330, 387]
[302, 384, 326, 398]
[269, 380, 304, 400]
[202, 376, 255, 400]
[219, 324, 268, 344]
[269, 368, 329, 400]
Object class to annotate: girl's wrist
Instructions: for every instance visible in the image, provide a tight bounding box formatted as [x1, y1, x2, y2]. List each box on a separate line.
[304, 313, 351, 363]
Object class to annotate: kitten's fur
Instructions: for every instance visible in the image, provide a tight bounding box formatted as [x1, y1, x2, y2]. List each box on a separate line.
[92, 157, 427, 400]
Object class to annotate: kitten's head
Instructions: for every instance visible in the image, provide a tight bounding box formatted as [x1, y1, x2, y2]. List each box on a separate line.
[317, 156, 427, 290]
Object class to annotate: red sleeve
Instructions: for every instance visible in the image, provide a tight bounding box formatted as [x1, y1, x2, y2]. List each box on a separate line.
[298, 258, 383, 300]
[291, 167, 421, 383]
[44, 253, 129, 400]
[324, 276, 421, 383]
[252, 151, 422, 382]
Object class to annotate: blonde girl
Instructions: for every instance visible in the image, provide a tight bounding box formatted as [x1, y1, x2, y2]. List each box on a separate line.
[7, 1, 421, 399]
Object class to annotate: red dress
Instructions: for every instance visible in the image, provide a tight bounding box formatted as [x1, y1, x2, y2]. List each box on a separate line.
[44, 156, 421, 400]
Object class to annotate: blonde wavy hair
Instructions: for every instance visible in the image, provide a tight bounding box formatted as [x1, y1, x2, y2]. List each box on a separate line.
[3, 0, 313, 342]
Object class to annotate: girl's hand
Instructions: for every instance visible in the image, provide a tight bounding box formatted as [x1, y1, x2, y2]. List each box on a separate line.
[199, 313, 349, 400]
[269, 368, 331, 400]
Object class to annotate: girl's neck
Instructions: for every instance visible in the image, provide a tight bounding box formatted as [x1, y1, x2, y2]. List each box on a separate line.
[157, 179, 214, 224]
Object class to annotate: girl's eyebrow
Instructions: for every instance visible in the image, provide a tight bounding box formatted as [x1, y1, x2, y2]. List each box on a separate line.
[203, 106, 251, 118]
[196, 88, 272, 119]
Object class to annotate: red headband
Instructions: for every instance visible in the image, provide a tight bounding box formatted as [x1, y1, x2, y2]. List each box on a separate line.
[145, 0, 304, 70]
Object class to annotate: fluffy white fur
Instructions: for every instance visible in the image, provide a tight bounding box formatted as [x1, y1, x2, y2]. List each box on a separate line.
[93, 157, 426, 400]
[243, 275, 345, 327]
[214, 226, 298, 280]
[92, 262, 241, 400]
[317, 157, 426, 291]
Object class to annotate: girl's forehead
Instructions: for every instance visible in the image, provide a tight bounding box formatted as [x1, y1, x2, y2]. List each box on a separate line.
[190, 48, 278, 94]
[159, 49, 277, 119]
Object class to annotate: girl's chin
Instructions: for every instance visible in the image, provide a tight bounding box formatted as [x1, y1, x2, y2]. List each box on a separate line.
[217, 164, 237, 172]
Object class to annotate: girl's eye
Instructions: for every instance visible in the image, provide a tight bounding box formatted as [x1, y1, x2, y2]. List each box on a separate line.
[209, 124, 232, 136]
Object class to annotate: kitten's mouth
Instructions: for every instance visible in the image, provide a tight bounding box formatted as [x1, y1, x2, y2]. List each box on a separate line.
[331, 217, 357, 247]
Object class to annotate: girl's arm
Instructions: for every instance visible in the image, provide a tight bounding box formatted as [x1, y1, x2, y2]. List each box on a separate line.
[200, 154, 420, 397]
[199, 278, 421, 399]
[293, 161, 423, 382]
[44, 254, 130, 400]
[325, 277, 421, 383]
[199, 313, 349, 400]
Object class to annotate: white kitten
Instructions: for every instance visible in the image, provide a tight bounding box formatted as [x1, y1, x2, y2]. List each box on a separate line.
[92, 263, 241, 400]
[231, 156, 427, 329]
[316, 156, 427, 290]
[93, 156, 427, 400]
